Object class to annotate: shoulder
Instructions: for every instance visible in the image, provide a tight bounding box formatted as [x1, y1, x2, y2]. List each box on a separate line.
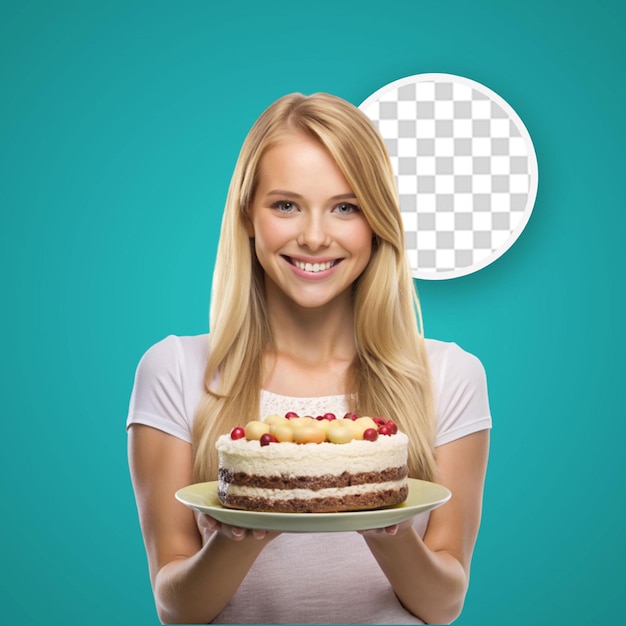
[132, 334, 210, 409]
[424, 338, 487, 388]
[127, 334, 210, 442]
[424, 338, 491, 446]
[137, 334, 210, 375]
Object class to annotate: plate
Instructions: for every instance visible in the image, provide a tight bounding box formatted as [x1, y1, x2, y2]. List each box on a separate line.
[175, 478, 451, 533]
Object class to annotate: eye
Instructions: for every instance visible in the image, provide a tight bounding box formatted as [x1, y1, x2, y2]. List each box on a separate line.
[333, 202, 360, 215]
[271, 200, 298, 213]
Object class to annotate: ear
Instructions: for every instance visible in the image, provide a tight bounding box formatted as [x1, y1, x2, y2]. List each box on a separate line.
[244, 216, 255, 238]
[241, 208, 255, 238]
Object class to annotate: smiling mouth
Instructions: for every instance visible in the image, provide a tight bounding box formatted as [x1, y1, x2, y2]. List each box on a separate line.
[285, 257, 340, 273]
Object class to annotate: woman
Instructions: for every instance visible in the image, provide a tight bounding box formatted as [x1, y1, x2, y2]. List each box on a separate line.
[127, 92, 491, 624]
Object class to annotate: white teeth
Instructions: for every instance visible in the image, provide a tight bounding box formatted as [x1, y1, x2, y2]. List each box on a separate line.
[293, 259, 334, 273]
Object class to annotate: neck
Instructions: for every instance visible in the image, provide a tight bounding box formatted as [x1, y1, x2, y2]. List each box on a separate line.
[261, 287, 357, 397]
[269, 298, 356, 363]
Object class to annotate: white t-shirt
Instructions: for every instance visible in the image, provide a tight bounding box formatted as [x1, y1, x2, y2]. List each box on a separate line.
[127, 334, 491, 624]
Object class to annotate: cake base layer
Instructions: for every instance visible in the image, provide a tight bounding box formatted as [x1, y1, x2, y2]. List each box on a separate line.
[217, 484, 409, 513]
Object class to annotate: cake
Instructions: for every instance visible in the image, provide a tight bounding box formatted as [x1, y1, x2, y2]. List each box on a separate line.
[215, 412, 409, 513]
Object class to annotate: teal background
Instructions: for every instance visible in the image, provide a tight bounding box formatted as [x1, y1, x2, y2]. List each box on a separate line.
[1, 0, 624, 624]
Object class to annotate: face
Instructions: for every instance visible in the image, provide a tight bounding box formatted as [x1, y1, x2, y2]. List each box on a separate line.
[248, 133, 373, 312]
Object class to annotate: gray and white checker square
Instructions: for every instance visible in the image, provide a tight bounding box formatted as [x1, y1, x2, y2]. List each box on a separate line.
[360, 73, 538, 280]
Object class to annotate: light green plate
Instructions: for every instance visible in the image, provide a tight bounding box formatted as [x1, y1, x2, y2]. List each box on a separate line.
[175, 478, 451, 533]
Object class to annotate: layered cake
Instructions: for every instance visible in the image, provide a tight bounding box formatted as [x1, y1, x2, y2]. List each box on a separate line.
[215, 413, 409, 513]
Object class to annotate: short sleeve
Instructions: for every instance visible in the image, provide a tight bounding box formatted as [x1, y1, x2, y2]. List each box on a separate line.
[430, 342, 492, 447]
[126, 335, 193, 442]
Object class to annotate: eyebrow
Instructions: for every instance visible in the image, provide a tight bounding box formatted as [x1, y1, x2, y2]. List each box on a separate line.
[266, 189, 358, 200]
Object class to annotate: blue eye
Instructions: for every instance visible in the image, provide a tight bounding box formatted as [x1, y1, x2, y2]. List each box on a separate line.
[271, 200, 298, 213]
[334, 203, 360, 215]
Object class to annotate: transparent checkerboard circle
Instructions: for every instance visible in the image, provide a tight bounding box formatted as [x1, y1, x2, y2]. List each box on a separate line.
[360, 73, 538, 280]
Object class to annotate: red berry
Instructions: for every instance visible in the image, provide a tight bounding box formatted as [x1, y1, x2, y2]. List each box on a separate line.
[378, 425, 391, 436]
[373, 417, 386, 426]
[260, 433, 278, 446]
[386, 420, 398, 434]
[363, 428, 378, 441]
[323, 413, 336, 421]
[230, 427, 246, 440]
[315, 415, 325, 421]
[285, 411, 299, 419]
[343, 412, 358, 421]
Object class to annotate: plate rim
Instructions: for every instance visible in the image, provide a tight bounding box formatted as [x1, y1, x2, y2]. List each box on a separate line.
[175, 478, 451, 533]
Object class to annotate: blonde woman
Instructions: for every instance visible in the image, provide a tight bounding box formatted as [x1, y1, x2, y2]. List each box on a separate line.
[127, 93, 491, 624]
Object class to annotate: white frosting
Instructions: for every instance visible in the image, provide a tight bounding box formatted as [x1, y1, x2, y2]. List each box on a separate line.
[216, 432, 409, 478]
[222, 480, 406, 500]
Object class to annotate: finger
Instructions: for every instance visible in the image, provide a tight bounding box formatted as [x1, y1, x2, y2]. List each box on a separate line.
[231, 527, 246, 540]
[195, 514, 221, 543]
[204, 517, 220, 532]
[384, 524, 399, 536]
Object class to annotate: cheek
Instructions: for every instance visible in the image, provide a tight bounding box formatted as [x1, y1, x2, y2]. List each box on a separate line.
[252, 216, 292, 260]
[352, 222, 374, 258]
[256, 222, 282, 250]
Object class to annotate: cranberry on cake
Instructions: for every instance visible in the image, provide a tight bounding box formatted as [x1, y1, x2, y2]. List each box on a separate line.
[215, 412, 409, 513]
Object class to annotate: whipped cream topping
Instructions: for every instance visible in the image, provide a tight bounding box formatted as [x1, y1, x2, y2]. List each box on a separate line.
[216, 432, 409, 477]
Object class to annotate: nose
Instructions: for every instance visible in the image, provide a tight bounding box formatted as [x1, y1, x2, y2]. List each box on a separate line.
[297, 214, 331, 250]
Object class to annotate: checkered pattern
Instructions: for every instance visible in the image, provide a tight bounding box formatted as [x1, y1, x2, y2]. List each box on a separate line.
[360, 74, 537, 279]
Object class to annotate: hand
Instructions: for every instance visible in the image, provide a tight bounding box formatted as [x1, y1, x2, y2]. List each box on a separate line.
[196, 512, 279, 543]
[358, 518, 414, 538]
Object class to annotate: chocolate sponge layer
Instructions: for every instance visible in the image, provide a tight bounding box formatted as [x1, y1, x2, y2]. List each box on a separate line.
[218, 485, 409, 513]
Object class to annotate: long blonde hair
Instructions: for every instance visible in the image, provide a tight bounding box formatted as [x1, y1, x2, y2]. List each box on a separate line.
[193, 93, 436, 482]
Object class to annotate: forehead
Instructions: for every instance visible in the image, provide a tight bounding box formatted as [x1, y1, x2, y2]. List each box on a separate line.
[256, 133, 351, 189]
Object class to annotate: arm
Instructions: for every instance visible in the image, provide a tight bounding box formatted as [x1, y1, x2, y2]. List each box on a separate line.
[362, 429, 489, 624]
[128, 424, 275, 624]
